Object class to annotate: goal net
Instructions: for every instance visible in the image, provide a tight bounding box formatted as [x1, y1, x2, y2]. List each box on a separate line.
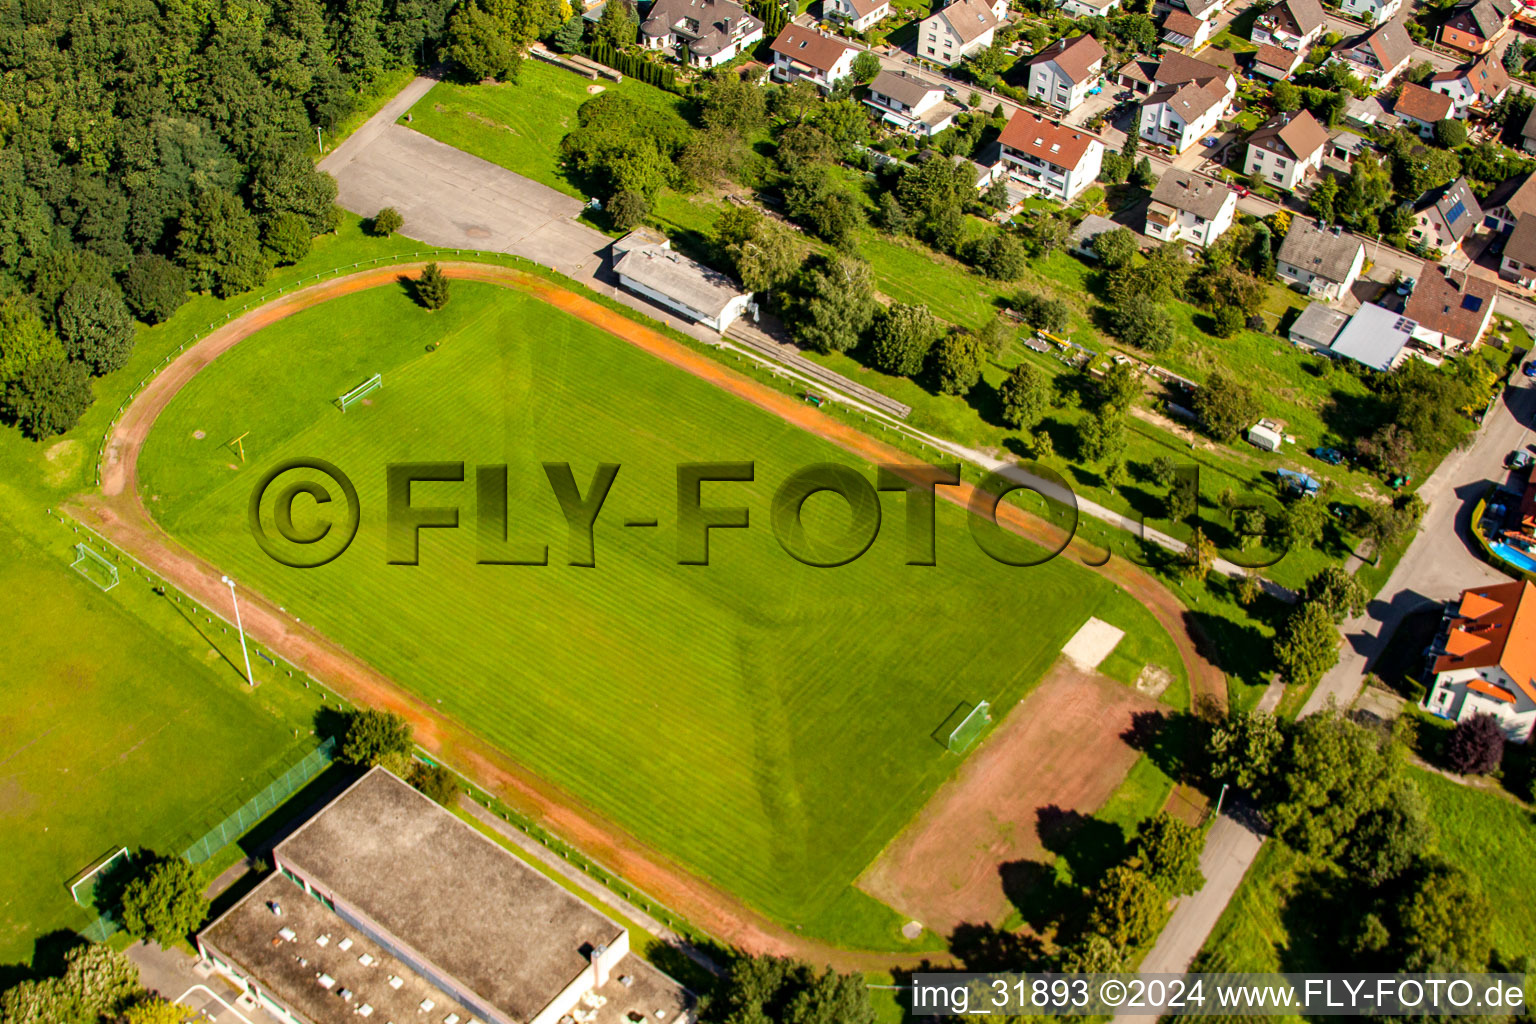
[947, 701, 992, 753]
[336, 373, 382, 412]
[68, 847, 130, 908]
[71, 543, 120, 591]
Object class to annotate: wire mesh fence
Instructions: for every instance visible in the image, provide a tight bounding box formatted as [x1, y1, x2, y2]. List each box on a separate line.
[182, 737, 338, 864]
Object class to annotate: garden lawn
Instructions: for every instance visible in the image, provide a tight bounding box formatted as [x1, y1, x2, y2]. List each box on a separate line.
[403, 70, 690, 200]
[137, 280, 1186, 943]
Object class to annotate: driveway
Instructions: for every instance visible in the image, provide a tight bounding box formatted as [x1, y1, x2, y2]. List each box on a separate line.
[1300, 377, 1536, 716]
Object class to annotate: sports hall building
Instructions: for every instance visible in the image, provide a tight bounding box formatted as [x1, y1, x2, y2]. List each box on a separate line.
[197, 768, 692, 1024]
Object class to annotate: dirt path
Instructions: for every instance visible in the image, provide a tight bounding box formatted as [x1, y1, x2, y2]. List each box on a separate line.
[74, 262, 1224, 968]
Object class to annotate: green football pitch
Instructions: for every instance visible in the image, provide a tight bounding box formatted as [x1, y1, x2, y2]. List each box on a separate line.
[0, 512, 327, 964]
[138, 280, 1187, 941]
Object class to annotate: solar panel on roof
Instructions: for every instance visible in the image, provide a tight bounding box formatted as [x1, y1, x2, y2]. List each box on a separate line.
[1462, 294, 1484, 312]
[1447, 199, 1467, 223]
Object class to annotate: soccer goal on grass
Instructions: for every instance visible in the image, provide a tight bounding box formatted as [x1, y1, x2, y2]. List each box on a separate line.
[70, 542, 119, 591]
[67, 847, 130, 908]
[947, 700, 992, 753]
[336, 373, 382, 412]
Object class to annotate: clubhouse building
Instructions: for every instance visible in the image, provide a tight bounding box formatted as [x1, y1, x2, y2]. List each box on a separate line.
[198, 768, 692, 1024]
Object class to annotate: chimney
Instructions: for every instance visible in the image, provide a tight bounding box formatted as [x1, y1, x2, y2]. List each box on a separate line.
[724, 15, 731, 30]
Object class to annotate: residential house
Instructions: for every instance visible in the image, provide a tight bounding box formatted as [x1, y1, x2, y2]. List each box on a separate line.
[1330, 20, 1415, 90]
[997, 111, 1105, 202]
[1251, 0, 1325, 49]
[613, 229, 755, 332]
[1393, 82, 1455, 137]
[863, 70, 959, 135]
[1428, 53, 1510, 116]
[1481, 171, 1536, 233]
[639, 0, 764, 66]
[1410, 177, 1483, 255]
[1524, 106, 1536, 154]
[1276, 219, 1366, 300]
[1329, 302, 1418, 369]
[1499, 212, 1536, 286]
[1344, 94, 1391, 128]
[1289, 302, 1350, 354]
[1160, 0, 1228, 26]
[918, 0, 998, 65]
[1338, 0, 1401, 27]
[1161, 10, 1213, 48]
[1243, 110, 1328, 190]
[1425, 582, 1536, 742]
[1142, 170, 1237, 246]
[953, 145, 1004, 190]
[1026, 34, 1107, 113]
[1140, 79, 1228, 151]
[1059, 0, 1120, 16]
[823, 0, 891, 32]
[1438, 0, 1516, 55]
[1252, 43, 1306, 79]
[1069, 213, 1128, 258]
[769, 25, 859, 90]
[1403, 265, 1498, 351]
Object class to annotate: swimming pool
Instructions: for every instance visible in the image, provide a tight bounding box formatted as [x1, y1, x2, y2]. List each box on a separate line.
[1490, 540, 1536, 574]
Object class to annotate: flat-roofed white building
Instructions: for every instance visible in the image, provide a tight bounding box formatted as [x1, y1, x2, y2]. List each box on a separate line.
[612, 229, 754, 333]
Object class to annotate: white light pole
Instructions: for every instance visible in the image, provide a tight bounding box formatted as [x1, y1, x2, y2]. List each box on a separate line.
[222, 575, 255, 687]
[1214, 781, 1230, 820]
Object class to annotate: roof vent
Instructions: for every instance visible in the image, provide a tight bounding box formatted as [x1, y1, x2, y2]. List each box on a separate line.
[389, 978, 405, 991]
[358, 1007, 374, 1018]
[419, 1001, 435, 1014]
[319, 974, 337, 990]
[269, 902, 283, 917]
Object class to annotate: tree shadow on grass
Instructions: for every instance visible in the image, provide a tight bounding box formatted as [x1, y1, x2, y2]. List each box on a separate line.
[947, 921, 1050, 971]
[1120, 709, 1206, 787]
[999, 859, 1081, 935]
[1036, 806, 1128, 889]
[0, 930, 88, 991]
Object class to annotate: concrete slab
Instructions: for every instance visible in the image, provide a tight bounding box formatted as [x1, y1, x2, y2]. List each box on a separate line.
[1060, 616, 1125, 671]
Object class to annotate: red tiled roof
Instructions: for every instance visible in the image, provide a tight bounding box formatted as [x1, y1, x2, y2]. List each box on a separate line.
[1433, 580, 1536, 705]
[997, 111, 1100, 168]
[1395, 81, 1455, 122]
[769, 24, 855, 72]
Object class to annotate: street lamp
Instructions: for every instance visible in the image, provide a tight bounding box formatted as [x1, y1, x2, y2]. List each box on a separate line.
[222, 575, 255, 687]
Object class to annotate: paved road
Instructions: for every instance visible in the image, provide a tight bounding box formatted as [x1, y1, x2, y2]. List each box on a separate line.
[1300, 376, 1536, 715]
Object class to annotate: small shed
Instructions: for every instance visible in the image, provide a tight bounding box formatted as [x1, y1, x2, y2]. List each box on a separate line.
[1247, 420, 1284, 452]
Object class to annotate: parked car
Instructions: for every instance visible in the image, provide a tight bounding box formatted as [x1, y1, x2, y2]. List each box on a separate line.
[1312, 447, 1345, 465]
[1227, 182, 1251, 197]
[1509, 450, 1534, 470]
[1396, 276, 1416, 296]
[1523, 360, 1536, 378]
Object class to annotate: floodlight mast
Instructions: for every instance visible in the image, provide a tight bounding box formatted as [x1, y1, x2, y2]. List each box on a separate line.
[222, 575, 255, 687]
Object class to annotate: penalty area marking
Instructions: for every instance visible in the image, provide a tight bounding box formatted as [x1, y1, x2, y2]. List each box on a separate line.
[1061, 616, 1124, 672]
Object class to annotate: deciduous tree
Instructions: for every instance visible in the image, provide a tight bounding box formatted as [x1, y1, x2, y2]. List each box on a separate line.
[998, 363, 1050, 430]
[120, 856, 209, 946]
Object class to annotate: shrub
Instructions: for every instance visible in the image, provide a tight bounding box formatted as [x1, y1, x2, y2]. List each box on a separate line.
[371, 206, 403, 236]
[1444, 713, 1504, 775]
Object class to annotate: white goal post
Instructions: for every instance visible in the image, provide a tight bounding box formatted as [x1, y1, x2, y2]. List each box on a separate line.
[947, 700, 992, 753]
[68, 847, 130, 906]
[71, 542, 120, 591]
[337, 373, 382, 412]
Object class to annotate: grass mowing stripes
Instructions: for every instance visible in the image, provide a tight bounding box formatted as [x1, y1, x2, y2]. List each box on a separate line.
[138, 282, 1186, 943]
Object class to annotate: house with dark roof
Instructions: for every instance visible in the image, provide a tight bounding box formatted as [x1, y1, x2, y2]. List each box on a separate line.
[1069, 214, 1132, 257]
[1143, 170, 1237, 247]
[1426, 582, 1536, 741]
[1289, 302, 1351, 353]
[1439, 0, 1516, 55]
[1251, 0, 1325, 49]
[639, 0, 763, 66]
[918, 0, 998, 66]
[1339, 0, 1401, 25]
[1483, 172, 1536, 233]
[1157, 0, 1230, 27]
[1429, 53, 1510, 116]
[1499, 212, 1536, 286]
[1394, 82, 1455, 137]
[1059, 0, 1121, 16]
[769, 25, 859, 90]
[1243, 110, 1328, 190]
[823, 0, 891, 32]
[863, 70, 957, 135]
[997, 111, 1105, 202]
[1026, 34, 1107, 113]
[1276, 219, 1366, 300]
[1410, 177, 1483, 255]
[1330, 19, 1414, 90]
[1523, 106, 1536, 154]
[1138, 75, 1230, 152]
[1252, 43, 1305, 80]
[1403, 265, 1498, 350]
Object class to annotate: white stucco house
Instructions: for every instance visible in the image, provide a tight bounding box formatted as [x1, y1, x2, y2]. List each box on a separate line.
[1143, 170, 1237, 247]
[1025, 33, 1107, 114]
[997, 111, 1104, 202]
[1425, 582, 1536, 742]
[863, 69, 959, 135]
[638, 0, 764, 66]
[1242, 109, 1328, 191]
[769, 25, 859, 90]
[1275, 220, 1366, 301]
[1338, 0, 1402, 26]
[918, 0, 998, 65]
[1329, 20, 1414, 90]
[823, 0, 891, 32]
